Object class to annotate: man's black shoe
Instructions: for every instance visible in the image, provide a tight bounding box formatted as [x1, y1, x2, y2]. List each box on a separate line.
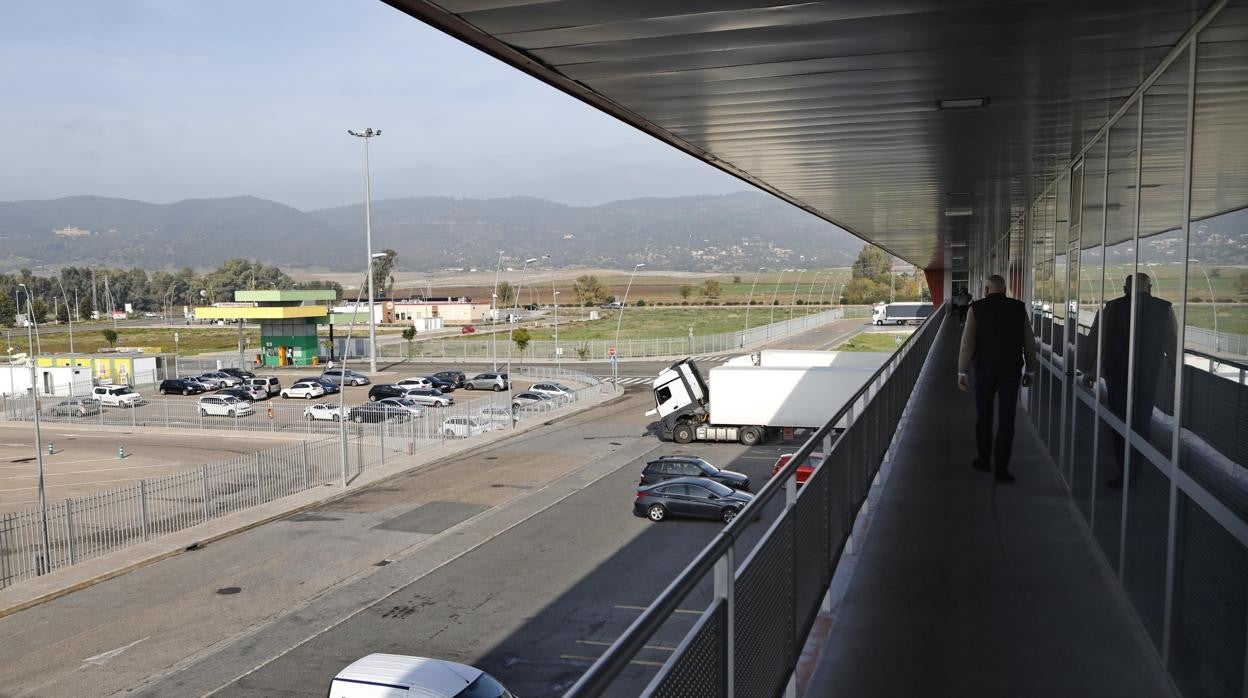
[994, 470, 1016, 483]
[972, 458, 991, 472]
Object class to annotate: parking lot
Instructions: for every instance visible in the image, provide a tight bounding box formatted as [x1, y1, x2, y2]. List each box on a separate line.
[0, 425, 309, 513]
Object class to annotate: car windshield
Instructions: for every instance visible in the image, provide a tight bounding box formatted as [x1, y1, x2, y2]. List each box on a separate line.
[114, 387, 133, 395]
[457, 672, 513, 698]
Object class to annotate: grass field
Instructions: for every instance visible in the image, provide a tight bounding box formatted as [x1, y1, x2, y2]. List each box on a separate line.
[13, 326, 262, 356]
[512, 306, 838, 342]
[834, 331, 911, 352]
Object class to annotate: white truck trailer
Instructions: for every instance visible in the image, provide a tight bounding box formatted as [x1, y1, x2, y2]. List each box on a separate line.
[646, 350, 888, 444]
[872, 302, 935, 325]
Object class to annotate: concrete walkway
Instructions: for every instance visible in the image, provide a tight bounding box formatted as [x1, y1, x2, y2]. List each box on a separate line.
[803, 317, 1176, 697]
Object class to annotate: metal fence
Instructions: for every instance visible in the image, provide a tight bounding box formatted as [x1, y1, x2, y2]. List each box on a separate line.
[1185, 325, 1248, 357]
[0, 371, 616, 588]
[565, 304, 947, 697]
[374, 308, 848, 361]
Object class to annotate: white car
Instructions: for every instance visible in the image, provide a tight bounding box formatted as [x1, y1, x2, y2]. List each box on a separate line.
[402, 388, 454, 407]
[478, 405, 517, 428]
[330, 654, 513, 698]
[281, 380, 326, 399]
[377, 397, 426, 418]
[198, 395, 253, 418]
[394, 376, 433, 389]
[529, 382, 574, 403]
[442, 416, 491, 438]
[304, 403, 349, 422]
[91, 384, 144, 408]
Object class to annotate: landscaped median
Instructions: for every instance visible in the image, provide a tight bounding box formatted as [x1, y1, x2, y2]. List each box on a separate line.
[0, 372, 622, 617]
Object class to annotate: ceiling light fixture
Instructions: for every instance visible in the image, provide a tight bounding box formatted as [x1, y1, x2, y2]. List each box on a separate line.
[937, 97, 989, 109]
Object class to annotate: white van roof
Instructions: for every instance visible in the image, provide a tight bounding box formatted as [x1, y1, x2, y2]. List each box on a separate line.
[332, 654, 481, 697]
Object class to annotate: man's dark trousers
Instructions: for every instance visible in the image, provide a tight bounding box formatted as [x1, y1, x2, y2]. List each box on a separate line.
[973, 365, 1022, 471]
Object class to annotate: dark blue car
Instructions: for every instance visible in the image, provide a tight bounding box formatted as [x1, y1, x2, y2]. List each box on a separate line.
[634, 476, 753, 524]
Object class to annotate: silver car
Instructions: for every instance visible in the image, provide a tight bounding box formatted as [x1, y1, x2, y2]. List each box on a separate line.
[377, 397, 426, 418]
[401, 388, 453, 407]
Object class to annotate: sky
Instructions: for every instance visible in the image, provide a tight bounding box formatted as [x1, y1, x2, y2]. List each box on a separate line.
[0, 0, 748, 210]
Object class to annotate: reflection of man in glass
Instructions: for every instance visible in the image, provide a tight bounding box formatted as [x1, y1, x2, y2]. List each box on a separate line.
[1081, 272, 1176, 487]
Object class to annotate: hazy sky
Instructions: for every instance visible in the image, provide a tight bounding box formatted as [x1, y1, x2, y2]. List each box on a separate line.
[0, 0, 748, 210]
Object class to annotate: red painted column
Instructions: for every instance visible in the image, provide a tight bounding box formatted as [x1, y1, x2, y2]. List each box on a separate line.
[923, 268, 945, 306]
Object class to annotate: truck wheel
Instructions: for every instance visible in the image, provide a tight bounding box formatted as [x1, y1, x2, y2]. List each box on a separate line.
[647, 504, 666, 522]
[672, 424, 694, 444]
[739, 426, 763, 446]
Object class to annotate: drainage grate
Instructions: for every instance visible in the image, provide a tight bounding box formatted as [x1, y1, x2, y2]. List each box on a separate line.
[216, 587, 241, 595]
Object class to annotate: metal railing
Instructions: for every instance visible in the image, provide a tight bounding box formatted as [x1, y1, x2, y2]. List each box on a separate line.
[375, 308, 848, 361]
[565, 303, 946, 697]
[0, 377, 616, 588]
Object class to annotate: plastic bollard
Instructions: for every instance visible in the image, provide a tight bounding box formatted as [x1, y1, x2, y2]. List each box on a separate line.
[48, 443, 54, 455]
[118, 445, 126, 460]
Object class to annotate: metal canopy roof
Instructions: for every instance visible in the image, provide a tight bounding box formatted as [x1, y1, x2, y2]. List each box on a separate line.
[384, 0, 1211, 268]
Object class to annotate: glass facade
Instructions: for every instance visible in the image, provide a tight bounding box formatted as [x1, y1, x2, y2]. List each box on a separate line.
[980, 4, 1248, 695]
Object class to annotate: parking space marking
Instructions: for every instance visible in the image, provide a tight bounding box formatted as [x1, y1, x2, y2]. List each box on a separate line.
[575, 639, 676, 652]
[560, 654, 664, 667]
[614, 604, 702, 615]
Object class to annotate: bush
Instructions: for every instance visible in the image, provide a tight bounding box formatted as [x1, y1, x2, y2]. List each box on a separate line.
[635, 298, 647, 307]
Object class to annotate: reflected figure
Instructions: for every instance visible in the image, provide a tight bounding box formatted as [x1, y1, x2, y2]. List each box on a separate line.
[957, 275, 1038, 483]
[1081, 273, 1177, 487]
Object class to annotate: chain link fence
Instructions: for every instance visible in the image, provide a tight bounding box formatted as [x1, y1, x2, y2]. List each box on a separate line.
[0, 368, 614, 588]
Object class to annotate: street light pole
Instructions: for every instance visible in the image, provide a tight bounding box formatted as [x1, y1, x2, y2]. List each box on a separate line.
[818, 272, 834, 307]
[742, 266, 764, 347]
[491, 250, 504, 372]
[768, 269, 788, 337]
[553, 289, 561, 370]
[788, 269, 805, 330]
[506, 257, 539, 427]
[18, 284, 50, 574]
[613, 263, 645, 385]
[348, 127, 382, 373]
[804, 270, 822, 316]
[1190, 259, 1219, 342]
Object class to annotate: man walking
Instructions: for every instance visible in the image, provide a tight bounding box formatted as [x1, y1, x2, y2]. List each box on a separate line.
[957, 275, 1037, 483]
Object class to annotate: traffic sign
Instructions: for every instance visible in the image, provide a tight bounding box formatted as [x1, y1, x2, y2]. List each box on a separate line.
[609, 354, 617, 363]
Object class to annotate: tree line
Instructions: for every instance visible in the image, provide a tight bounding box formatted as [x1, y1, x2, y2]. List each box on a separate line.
[0, 259, 343, 328]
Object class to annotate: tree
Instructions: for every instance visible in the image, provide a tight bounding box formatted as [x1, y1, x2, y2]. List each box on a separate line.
[496, 281, 516, 306]
[851, 245, 893, 284]
[841, 278, 890, 305]
[679, 284, 694, 299]
[0, 294, 14, 328]
[702, 280, 722, 298]
[102, 329, 118, 347]
[55, 298, 69, 323]
[573, 275, 608, 306]
[732, 275, 742, 284]
[29, 299, 48, 324]
[372, 249, 398, 298]
[401, 326, 416, 357]
[512, 328, 531, 361]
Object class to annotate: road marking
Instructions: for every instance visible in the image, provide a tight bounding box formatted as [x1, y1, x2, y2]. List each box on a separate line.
[614, 604, 702, 615]
[576, 639, 676, 652]
[82, 636, 149, 667]
[561, 654, 664, 667]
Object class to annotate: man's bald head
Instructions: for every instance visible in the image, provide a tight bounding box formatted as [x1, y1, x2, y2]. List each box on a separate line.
[986, 275, 1007, 294]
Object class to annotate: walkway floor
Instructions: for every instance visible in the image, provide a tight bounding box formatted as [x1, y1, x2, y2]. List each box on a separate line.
[804, 317, 1176, 697]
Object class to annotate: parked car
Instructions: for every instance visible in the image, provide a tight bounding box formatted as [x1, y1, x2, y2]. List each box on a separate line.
[195, 373, 228, 389]
[634, 476, 754, 523]
[464, 373, 509, 391]
[460, 325, 476, 334]
[394, 376, 433, 390]
[321, 368, 370, 387]
[202, 371, 242, 387]
[281, 380, 326, 399]
[511, 391, 552, 409]
[426, 375, 456, 393]
[640, 455, 751, 491]
[601, 301, 623, 309]
[433, 370, 466, 388]
[159, 378, 203, 396]
[367, 384, 409, 402]
[403, 388, 453, 407]
[179, 376, 213, 392]
[304, 402, 349, 422]
[772, 452, 825, 487]
[230, 383, 267, 401]
[442, 416, 491, 438]
[218, 387, 259, 402]
[329, 653, 514, 698]
[91, 384, 143, 408]
[478, 405, 517, 427]
[347, 402, 409, 423]
[377, 397, 425, 418]
[247, 376, 282, 397]
[529, 382, 573, 403]
[310, 376, 341, 395]
[197, 394, 254, 418]
[219, 367, 256, 380]
[47, 398, 100, 417]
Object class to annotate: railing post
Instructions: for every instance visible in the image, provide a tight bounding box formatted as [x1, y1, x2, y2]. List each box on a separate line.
[201, 465, 211, 522]
[139, 481, 150, 541]
[302, 440, 311, 490]
[65, 498, 76, 565]
[254, 454, 263, 505]
[714, 546, 736, 697]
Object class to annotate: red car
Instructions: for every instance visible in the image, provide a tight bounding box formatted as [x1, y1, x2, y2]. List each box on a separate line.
[772, 452, 825, 486]
[461, 325, 477, 334]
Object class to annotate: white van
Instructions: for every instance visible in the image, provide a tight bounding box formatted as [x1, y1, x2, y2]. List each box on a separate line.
[91, 384, 144, 408]
[246, 376, 282, 396]
[329, 654, 513, 698]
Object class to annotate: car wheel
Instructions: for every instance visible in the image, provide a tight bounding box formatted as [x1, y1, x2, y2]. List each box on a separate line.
[492, 384, 502, 392]
[200, 408, 208, 417]
[443, 429, 454, 438]
[183, 389, 190, 396]
[738, 426, 763, 447]
[305, 394, 313, 400]
[305, 413, 314, 420]
[672, 424, 694, 444]
[351, 380, 361, 386]
[332, 414, 340, 422]
[352, 414, 363, 423]
[721, 508, 739, 524]
[228, 409, 235, 418]
[647, 504, 666, 522]
[281, 393, 288, 399]
[160, 388, 168, 395]
[369, 395, 377, 402]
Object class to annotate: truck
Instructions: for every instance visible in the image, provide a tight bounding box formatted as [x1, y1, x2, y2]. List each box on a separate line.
[645, 350, 888, 445]
[872, 302, 934, 325]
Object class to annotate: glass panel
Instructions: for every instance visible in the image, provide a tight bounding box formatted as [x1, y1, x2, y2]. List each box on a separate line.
[1122, 448, 1170, 648]
[1093, 103, 1140, 565]
[1072, 139, 1107, 520]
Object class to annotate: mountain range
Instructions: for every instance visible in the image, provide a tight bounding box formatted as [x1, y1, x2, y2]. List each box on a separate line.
[0, 191, 865, 272]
